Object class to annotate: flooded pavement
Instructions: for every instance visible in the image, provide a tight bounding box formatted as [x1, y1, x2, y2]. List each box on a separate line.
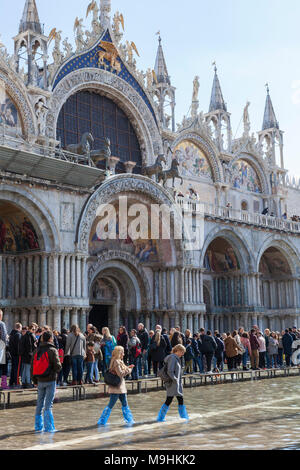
[0, 377, 299, 450]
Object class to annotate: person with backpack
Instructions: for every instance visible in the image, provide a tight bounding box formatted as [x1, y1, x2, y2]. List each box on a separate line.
[128, 330, 141, 380]
[32, 331, 62, 433]
[156, 344, 189, 422]
[184, 339, 194, 374]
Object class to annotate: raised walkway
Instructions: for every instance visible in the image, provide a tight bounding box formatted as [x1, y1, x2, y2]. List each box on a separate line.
[0, 366, 299, 410]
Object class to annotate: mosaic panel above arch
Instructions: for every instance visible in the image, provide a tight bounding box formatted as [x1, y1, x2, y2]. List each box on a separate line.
[204, 237, 241, 273]
[231, 159, 262, 194]
[174, 140, 213, 180]
[0, 79, 22, 131]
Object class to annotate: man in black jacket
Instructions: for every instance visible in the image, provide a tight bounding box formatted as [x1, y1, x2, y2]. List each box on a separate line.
[8, 323, 22, 388]
[137, 323, 150, 377]
[32, 331, 62, 433]
[20, 324, 37, 388]
[198, 329, 217, 373]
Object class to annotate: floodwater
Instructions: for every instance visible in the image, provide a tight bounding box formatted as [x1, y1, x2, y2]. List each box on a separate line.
[1, 377, 300, 450]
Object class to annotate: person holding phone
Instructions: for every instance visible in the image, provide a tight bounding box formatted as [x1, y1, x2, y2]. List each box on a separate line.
[98, 346, 135, 426]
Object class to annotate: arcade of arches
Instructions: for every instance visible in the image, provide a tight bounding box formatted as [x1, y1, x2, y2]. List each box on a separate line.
[0, 198, 299, 334]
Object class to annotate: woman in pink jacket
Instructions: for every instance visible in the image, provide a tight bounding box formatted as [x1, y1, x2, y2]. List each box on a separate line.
[241, 333, 251, 371]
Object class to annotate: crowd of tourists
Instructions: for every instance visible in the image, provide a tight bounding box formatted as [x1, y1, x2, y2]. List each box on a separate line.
[0, 307, 299, 390]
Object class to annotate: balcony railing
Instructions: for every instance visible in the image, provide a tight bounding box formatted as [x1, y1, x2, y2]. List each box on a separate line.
[175, 197, 300, 234]
[0, 125, 94, 167]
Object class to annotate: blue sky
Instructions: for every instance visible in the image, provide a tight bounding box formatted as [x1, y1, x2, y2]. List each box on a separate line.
[1, 0, 300, 176]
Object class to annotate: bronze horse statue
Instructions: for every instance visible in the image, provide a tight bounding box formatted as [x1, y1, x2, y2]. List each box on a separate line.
[90, 138, 111, 170]
[158, 158, 183, 187]
[66, 132, 94, 155]
[143, 154, 167, 182]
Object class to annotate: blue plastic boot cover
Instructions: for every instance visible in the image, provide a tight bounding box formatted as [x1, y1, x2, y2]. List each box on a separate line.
[122, 406, 135, 424]
[44, 410, 56, 433]
[157, 404, 169, 422]
[35, 415, 44, 432]
[178, 404, 189, 420]
[98, 406, 112, 426]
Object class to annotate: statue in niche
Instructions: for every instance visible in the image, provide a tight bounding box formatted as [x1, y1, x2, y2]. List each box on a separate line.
[35, 99, 48, 136]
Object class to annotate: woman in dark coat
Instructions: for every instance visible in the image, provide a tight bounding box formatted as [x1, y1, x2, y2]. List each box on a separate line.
[150, 330, 167, 376]
[117, 327, 129, 365]
[156, 344, 189, 422]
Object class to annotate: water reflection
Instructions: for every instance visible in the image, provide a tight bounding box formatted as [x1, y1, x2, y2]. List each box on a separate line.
[0, 377, 299, 450]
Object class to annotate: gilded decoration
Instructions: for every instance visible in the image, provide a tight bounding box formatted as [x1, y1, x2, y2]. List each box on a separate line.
[174, 140, 213, 180]
[232, 159, 262, 194]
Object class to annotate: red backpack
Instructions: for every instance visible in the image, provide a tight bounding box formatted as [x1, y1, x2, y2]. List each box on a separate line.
[32, 350, 51, 378]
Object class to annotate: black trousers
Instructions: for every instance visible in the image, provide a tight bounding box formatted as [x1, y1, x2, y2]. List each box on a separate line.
[153, 361, 164, 376]
[203, 352, 214, 372]
[10, 355, 20, 385]
[165, 396, 184, 406]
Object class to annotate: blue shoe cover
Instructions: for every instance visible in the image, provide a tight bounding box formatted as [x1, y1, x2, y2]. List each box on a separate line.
[178, 404, 189, 420]
[35, 415, 44, 432]
[157, 404, 169, 422]
[44, 410, 56, 433]
[98, 406, 111, 426]
[122, 406, 135, 425]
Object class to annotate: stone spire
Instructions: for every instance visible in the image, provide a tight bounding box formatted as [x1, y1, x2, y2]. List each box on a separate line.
[154, 36, 170, 85]
[209, 65, 227, 113]
[19, 0, 42, 34]
[262, 84, 279, 130]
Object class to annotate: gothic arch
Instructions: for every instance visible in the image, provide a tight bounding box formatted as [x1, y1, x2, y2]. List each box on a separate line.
[0, 67, 36, 137]
[256, 235, 300, 276]
[0, 184, 61, 251]
[46, 68, 163, 167]
[229, 151, 270, 195]
[171, 132, 223, 183]
[88, 251, 152, 310]
[200, 226, 255, 273]
[76, 173, 184, 259]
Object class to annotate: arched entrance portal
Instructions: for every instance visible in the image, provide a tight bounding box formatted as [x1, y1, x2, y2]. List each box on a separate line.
[88, 257, 150, 335]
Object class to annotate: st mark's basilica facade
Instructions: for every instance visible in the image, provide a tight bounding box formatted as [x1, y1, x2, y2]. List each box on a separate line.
[0, 0, 300, 335]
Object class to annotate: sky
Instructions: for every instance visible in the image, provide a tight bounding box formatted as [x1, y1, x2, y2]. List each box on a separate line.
[1, 0, 300, 177]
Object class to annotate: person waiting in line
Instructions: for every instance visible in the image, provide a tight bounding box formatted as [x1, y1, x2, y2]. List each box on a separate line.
[213, 332, 225, 372]
[249, 329, 260, 370]
[277, 331, 284, 367]
[137, 323, 150, 377]
[117, 327, 129, 365]
[128, 330, 141, 380]
[19, 323, 37, 389]
[192, 333, 203, 373]
[157, 344, 189, 422]
[161, 328, 172, 357]
[147, 330, 155, 375]
[224, 333, 239, 371]
[150, 329, 167, 376]
[33, 331, 62, 433]
[65, 325, 86, 385]
[85, 342, 96, 384]
[184, 339, 194, 374]
[101, 327, 117, 374]
[257, 332, 266, 369]
[268, 332, 279, 368]
[198, 329, 217, 374]
[97, 346, 135, 426]
[264, 329, 271, 368]
[282, 329, 293, 367]
[8, 322, 22, 388]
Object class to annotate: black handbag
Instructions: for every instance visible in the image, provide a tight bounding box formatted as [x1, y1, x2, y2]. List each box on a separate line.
[104, 370, 121, 387]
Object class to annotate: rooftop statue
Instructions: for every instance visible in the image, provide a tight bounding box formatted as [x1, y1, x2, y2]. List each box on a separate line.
[66, 132, 94, 155]
[158, 158, 183, 188]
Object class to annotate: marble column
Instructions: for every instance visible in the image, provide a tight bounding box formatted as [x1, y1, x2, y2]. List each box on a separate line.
[27, 256, 33, 299]
[184, 270, 189, 304]
[41, 254, 48, 297]
[154, 270, 159, 309]
[76, 256, 82, 298]
[193, 313, 199, 333]
[14, 257, 20, 299]
[199, 313, 204, 329]
[34, 255, 40, 297]
[170, 269, 175, 309]
[210, 314, 215, 331]
[21, 309, 28, 327]
[53, 308, 61, 332]
[53, 255, 59, 298]
[62, 307, 71, 330]
[163, 311, 169, 331]
[174, 311, 180, 328]
[59, 254, 65, 298]
[28, 307, 37, 325]
[162, 270, 167, 309]
[145, 312, 150, 332]
[258, 315, 263, 333]
[71, 308, 78, 326]
[71, 257, 76, 299]
[38, 307, 47, 327]
[81, 257, 87, 299]
[180, 312, 187, 332]
[187, 313, 193, 332]
[65, 255, 71, 297]
[200, 270, 204, 304]
[227, 314, 232, 332]
[219, 315, 224, 334]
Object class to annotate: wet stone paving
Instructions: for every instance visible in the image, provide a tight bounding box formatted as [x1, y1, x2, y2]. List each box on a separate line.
[0, 377, 299, 450]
